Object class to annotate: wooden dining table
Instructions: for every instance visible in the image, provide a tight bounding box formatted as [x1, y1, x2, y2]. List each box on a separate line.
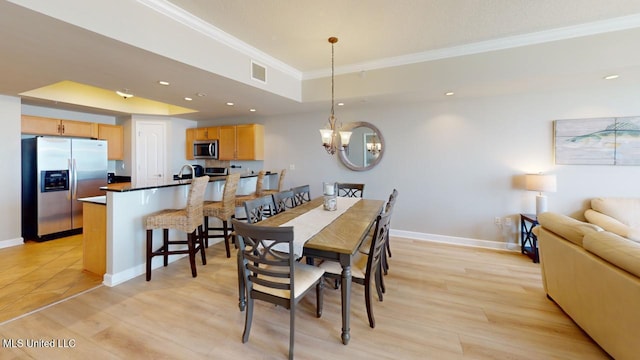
[238, 196, 384, 345]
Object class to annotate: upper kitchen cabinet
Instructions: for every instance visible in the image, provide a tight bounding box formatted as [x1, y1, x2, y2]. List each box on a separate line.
[21, 115, 98, 138]
[195, 126, 220, 140]
[97, 124, 124, 160]
[219, 124, 264, 161]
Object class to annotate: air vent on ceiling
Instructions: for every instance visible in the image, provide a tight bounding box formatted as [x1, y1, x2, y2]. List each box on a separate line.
[251, 61, 267, 83]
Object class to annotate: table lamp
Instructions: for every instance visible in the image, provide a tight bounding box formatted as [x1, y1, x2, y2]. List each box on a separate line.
[525, 173, 557, 215]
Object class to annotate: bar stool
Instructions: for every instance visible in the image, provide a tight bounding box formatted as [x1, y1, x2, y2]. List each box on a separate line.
[235, 170, 266, 207]
[234, 170, 265, 221]
[262, 169, 286, 196]
[145, 175, 210, 281]
[203, 173, 240, 258]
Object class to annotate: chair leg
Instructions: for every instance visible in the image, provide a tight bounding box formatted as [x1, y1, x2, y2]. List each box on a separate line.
[187, 230, 197, 278]
[146, 229, 153, 281]
[365, 277, 375, 328]
[242, 298, 254, 343]
[238, 252, 246, 311]
[289, 302, 295, 360]
[375, 264, 384, 301]
[162, 229, 169, 266]
[203, 216, 210, 248]
[223, 220, 231, 258]
[316, 280, 324, 318]
[197, 225, 207, 265]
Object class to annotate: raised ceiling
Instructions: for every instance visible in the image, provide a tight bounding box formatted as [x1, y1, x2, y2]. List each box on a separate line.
[2, 0, 640, 120]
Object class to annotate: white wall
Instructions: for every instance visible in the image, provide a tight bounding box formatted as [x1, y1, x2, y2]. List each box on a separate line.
[0, 95, 22, 247]
[257, 83, 640, 247]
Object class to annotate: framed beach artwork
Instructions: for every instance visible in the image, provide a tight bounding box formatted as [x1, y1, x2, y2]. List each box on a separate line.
[554, 117, 640, 165]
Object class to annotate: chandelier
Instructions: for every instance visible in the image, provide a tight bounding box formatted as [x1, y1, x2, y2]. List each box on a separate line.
[320, 37, 352, 155]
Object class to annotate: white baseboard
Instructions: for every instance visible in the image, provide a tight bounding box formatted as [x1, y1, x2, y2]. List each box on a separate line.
[0, 237, 24, 249]
[390, 229, 519, 252]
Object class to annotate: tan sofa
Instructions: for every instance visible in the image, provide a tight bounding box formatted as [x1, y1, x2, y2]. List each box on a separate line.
[535, 198, 640, 360]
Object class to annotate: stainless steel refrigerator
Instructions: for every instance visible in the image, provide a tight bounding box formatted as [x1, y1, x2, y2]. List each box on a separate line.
[22, 137, 108, 241]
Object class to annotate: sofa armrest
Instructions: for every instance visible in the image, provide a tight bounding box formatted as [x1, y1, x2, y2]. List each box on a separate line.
[584, 231, 640, 278]
[537, 212, 602, 247]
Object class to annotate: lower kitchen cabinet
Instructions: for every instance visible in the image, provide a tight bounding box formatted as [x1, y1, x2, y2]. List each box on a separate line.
[82, 202, 106, 276]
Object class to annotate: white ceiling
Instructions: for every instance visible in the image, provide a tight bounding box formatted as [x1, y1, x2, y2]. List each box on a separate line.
[2, 0, 640, 121]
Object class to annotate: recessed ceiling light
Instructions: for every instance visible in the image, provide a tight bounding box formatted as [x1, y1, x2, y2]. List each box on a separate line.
[603, 74, 619, 80]
[226, 102, 234, 106]
[249, 108, 256, 112]
[158, 80, 170, 86]
[184, 97, 193, 101]
[196, 92, 206, 97]
[115, 90, 134, 99]
[337, 102, 344, 106]
[445, 91, 455, 96]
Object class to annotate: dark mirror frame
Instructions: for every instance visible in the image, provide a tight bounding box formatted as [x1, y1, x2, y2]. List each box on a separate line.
[338, 121, 385, 171]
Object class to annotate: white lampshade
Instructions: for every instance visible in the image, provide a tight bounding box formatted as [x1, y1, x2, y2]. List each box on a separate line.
[525, 174, 557, 193]
[339, 131, 352, 146]
[319, 129, 333, 146]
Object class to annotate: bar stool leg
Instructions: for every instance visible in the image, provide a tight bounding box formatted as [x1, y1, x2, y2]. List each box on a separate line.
[187, 230, 197, 278]
[163, 229, 169, 267]
[198, 225, 207, 265]
[223, 220, 231, 258]
[146, 229, 153, 281]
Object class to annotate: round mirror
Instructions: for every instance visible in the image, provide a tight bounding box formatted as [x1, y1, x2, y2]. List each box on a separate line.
[338, 121, 385, 171]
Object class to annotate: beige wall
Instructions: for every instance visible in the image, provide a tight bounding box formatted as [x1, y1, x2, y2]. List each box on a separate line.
[4, 81, 640, 248]
[0, 95, 21, 245]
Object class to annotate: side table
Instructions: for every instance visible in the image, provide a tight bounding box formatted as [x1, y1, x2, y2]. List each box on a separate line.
[520, 213, 539, 263]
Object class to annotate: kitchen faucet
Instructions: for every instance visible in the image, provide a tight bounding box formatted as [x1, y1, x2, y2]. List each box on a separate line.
[177, 164, 195, 179]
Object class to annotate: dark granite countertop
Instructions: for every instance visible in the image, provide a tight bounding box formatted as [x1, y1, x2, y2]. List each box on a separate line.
[100, 172, 271, 193]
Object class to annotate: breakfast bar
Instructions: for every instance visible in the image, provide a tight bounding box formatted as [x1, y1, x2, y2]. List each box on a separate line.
[99, 173, 270, 286]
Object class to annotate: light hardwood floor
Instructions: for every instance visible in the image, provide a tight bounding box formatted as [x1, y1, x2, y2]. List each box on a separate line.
[0, 235, 102, 324]
[0, 238, 610, 359]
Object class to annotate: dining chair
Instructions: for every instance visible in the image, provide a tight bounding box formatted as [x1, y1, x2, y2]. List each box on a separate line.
[243, 195, 277, 224]
[203, 173, 240, 258]
[319, 206, 393, 328]
[292, 184, 311, 206]
[262, 168, 287, 196]
[272, 189, 296, 214]
[144, 175, 209, 281]
[337, 183, 365, 198]
[232, 219, 324, 360]
[382, 189, 398, 275]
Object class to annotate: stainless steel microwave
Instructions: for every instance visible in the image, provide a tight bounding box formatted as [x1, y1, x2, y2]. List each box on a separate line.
[193, 140, 218, 159]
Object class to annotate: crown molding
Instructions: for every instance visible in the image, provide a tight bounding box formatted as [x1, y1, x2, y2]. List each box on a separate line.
[137, 0, 303, 80]
[304, 13, 640, 80]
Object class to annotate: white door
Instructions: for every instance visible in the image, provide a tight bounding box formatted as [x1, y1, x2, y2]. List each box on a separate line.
[135, 121, 166, 187]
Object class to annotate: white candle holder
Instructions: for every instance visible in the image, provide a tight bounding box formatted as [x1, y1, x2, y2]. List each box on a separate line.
[323, 182, 337, 211]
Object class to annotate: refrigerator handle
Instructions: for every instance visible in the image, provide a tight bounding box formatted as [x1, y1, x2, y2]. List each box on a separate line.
[67, 158, 73, 200]
[72, 158, 78, 199]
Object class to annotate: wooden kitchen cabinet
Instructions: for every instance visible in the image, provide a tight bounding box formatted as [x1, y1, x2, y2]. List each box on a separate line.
[186, 128, 195, 160]
[21, 115, 98, 138]
[194, 126, 220, 140]
[218, 124, 264, 160]
[97, 124, 124, 160]
[82, 202, 106, 276]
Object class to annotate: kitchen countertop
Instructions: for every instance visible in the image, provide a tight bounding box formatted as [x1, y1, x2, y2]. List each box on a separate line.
[78, 195, 107, 205]
[100, 172, 272, 193]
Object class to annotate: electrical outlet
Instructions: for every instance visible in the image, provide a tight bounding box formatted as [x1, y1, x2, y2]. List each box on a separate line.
[494, 217, 501, 225]
[289, 164, 295, 170]
[504, 217, 513, 226]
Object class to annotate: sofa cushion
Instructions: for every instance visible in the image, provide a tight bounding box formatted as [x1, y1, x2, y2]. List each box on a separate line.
[588, 198, 640, 242]
[591, 197, 640, 226]
[584, 209, 638, 242]
[537, 212, 602, 247]
[583, 231, 640, 278]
